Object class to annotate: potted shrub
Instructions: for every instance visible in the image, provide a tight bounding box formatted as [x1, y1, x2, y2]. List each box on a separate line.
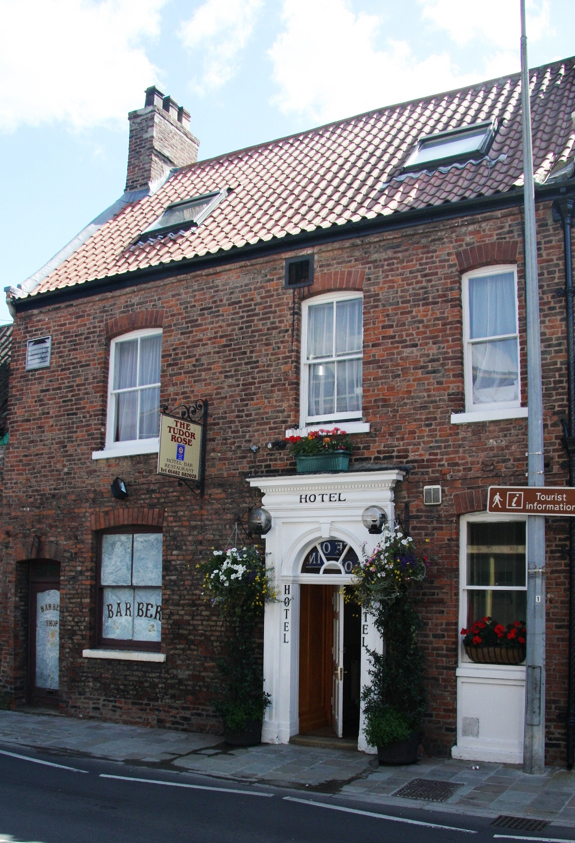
[197, 546, 278, 745]
[461, 617, 526, 665]
[284, 428, 353, 473]
[350, 526, 428, 765]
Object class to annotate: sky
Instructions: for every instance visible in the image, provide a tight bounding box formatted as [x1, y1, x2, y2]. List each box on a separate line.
[0, 0, 571, 325]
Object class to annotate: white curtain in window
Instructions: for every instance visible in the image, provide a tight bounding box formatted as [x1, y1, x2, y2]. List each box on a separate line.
[139, 387, 160, 438]
[139, 335, 161, 386]
[115, 392, 138, 441]
[309, 362, 335, 416]
[308, 303, 333, 359]
[469, 272, 516, 338]
[114, 339, 137, 390]
[335, 299, 362, 355]
[472, 338, 519, 404]
[336, 359, 362, 413]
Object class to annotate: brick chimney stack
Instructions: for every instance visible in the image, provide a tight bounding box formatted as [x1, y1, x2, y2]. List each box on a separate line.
[125, 86, 200, 192]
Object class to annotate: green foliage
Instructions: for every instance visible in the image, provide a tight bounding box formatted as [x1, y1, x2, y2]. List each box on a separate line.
[284, 427, 352, 456]
[197, 546, 278, 622]
[349, 526, 427, 613]
[214, 626, 271, 732]
[353, 533, 428, 748]
[362, 598, 426, 745]
[199, 545, 277, 733]
[363, 706, 413, 748]
[0, 693, 13, 711]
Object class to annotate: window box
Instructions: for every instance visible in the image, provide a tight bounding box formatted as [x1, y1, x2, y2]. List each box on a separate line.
[296, 451, 351, 473]
[464, 645, 525, 666]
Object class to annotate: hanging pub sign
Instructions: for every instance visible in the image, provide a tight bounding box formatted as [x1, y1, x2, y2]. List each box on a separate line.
[157, 400, 208, 495]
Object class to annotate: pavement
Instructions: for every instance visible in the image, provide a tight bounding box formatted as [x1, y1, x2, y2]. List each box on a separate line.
[2, 710, 575, 832]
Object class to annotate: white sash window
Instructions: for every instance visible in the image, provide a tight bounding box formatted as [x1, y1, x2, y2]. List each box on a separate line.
[302, 292, 363, 425]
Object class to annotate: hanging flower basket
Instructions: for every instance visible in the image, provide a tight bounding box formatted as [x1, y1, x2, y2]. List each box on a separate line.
[464, 645, 526, 665]
[296, 451, 351, 473]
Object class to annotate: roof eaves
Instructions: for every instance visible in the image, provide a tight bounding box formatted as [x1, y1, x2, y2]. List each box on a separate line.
[12, 185, 541, 314]
[4, 184, 156, 302]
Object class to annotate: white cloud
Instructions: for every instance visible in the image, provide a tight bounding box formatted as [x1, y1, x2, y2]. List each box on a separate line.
[179, 0, 264, 93]
[0, 0, 167, 133]
[419, 0, 553, 50]
[268, 0, 478, 123]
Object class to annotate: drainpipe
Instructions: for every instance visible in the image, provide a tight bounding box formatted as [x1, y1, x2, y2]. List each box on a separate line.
[520, 0, 546, 776]
[554, 194, 575, 769]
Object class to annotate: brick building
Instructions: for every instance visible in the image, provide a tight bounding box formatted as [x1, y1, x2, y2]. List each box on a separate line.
[1, 58, 575, 764]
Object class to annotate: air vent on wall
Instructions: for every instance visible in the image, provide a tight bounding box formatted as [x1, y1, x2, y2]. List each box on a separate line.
[423, 485, 441, 506]
[285, 256, 314, 288]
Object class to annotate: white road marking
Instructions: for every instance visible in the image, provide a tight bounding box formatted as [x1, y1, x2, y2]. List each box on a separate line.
[0, 748, 88, 773]
[494, 836, 572, 842]
[100, 773, 273, 797]
[283, 796, 477, 833]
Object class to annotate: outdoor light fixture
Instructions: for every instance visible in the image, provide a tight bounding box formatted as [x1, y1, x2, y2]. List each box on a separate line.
[362, 505, 387, 534]
[111, 477, 128, 500]
[247, 507, 272, 536]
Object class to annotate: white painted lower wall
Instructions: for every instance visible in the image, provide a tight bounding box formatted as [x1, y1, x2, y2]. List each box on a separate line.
[452, 664, 526, 764]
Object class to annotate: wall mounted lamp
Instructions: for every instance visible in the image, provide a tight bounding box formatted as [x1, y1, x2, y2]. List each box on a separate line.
[111, 477, 128, 500]
[247, 507, 272, 536]
[362, 505, 387, 534]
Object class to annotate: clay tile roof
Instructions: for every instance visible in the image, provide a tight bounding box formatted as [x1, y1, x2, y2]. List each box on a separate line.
[17, 56, 575, 299]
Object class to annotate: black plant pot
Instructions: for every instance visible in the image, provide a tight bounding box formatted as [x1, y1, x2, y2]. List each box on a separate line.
[377, 731, 421, 765]
[223, 719, 262, 747]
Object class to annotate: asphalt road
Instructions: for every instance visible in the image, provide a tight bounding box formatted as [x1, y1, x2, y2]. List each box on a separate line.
[0, 745, 571, 843]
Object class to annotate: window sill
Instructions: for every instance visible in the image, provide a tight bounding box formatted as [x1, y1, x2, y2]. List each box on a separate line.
[287, 421, 370, 437]
[451, 407, 528, 425]
[92, 438, 159, 460]
[82, 649, 165, 663]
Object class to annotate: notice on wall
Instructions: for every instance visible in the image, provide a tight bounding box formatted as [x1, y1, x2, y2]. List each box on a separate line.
[26, 336, 52, 370]
[36, 589, 59, 690]
[157, 412, 203, 481]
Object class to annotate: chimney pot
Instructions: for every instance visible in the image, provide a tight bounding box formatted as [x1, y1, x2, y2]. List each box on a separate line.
[162, 96, 179, 121]
[178, 106, 190, 128]
[145, 86, 164, 109]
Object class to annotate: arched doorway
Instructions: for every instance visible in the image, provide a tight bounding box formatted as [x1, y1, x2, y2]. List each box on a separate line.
[298, 540, 361, 739]
[28, 560, 61, 705]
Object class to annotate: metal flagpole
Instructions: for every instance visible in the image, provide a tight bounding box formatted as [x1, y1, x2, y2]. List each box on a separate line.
[520, 0, 546, 774]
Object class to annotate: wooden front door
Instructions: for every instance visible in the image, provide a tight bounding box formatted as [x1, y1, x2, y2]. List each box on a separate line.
[298, 584, 334, 733]
[29, 561, 61, 704]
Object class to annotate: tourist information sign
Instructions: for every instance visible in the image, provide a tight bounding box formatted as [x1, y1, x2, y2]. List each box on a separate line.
[488, 486, 575, 516]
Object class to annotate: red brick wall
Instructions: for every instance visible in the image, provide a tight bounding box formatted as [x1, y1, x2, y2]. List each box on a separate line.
[0, 200, 570, 761]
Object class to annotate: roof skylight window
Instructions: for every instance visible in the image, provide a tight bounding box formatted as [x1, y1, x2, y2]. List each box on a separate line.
[143, 189, 227, 236]
[403, 121, 496, 171]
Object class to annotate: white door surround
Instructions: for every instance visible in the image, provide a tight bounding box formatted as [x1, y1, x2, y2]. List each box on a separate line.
[248, 470, 405, 752]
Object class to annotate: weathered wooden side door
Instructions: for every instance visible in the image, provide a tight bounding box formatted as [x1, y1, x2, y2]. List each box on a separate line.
[29, 562, 60, 704]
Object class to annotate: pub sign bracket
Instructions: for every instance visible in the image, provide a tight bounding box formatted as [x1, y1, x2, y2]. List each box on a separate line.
[158, 400, 208, 496]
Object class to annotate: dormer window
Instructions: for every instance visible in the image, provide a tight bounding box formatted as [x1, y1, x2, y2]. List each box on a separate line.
[404, 121, 496, 171]
[143, 190, 227, 236]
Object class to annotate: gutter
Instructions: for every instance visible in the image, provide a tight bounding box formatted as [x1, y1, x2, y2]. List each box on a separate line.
[10, 180, 574, 314]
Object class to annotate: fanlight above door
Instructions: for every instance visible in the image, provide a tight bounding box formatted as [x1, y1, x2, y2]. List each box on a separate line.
[300, 540, 358, 575]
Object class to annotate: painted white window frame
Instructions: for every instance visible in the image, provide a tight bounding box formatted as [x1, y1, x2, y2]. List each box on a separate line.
[459, 512, 527, 666]
[457, 265, 523, 422]
[93, 328, 162, 460]
[300, 291, 364, 428]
